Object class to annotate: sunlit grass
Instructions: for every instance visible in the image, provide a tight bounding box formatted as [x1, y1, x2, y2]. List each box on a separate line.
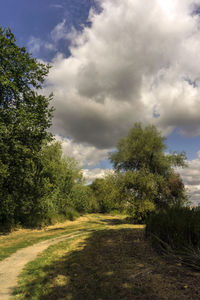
[0, 214, 135, 261]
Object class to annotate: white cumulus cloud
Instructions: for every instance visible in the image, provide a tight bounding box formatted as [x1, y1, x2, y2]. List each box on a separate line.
[83, 168, 112, 183]
[178, 151, 200, 204]
[44, 0, 200, 150]
[54, 135, 109, 167]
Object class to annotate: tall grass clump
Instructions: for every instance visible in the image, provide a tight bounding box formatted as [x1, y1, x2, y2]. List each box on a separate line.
[146, 206, 200, 270]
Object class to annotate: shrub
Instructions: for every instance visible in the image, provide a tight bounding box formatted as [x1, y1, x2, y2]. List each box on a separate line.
[64, 207, 80, 221]
[128, 199, 155, 224]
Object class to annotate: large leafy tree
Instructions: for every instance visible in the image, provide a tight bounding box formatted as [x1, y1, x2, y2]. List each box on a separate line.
[0, 27, 53, 226]
[109, 123, 188, 219]
[110, 123, 186, 174]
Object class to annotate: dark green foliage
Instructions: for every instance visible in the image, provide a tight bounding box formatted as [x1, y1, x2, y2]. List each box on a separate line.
[24, 141, 99, 226]
[0, 27, 98, 229]
[90, 174, 124, 213]
[120, 169, 156, 223]
[90, 170, 156, 222]
[71, 184, 99, 213]
[0, 27, 53, 228]
[146, 207, 200, 250]
[64, 207, 80, 221]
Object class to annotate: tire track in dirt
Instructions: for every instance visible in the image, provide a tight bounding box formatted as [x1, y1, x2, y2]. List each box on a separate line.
[0, 231, 88, 300]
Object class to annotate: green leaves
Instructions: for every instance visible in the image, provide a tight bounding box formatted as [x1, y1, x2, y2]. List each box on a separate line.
[110, 123, 164, 172]
[0, 27, 100, 228]
[109, 123, 188, 221]
[0, 27, 50, 106]
[0, 27, 53, 227]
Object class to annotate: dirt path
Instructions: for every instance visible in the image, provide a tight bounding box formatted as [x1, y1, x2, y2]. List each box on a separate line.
[0, 231, 85, 300]
[2, 216, 200, 299]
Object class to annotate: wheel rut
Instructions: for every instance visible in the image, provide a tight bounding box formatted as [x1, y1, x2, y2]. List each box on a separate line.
[0, 231, 85, 300]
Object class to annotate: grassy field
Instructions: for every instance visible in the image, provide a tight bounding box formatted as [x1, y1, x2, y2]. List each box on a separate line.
[1, 214, 200, 299]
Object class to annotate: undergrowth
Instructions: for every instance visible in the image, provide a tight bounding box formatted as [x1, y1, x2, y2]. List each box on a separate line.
[146, 206, 200, 270]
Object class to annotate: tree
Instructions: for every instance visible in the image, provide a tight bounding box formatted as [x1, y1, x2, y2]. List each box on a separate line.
[27, 141, 85, 226]
[110, 123, 186, 175]
[0, 27, 53, 227]
[109, 123, 187, 219]
[90, 173, 125, 213]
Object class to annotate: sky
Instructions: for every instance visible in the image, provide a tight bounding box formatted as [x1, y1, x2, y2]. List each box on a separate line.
[1, 0, 200, 204]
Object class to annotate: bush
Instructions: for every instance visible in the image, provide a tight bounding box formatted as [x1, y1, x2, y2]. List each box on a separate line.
[128, 199, 155, 224]
[64, 207, 80, 221]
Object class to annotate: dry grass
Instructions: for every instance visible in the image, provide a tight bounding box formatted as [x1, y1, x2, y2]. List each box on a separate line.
[11, 215, 200, 300]
[0, 214, 135, 261]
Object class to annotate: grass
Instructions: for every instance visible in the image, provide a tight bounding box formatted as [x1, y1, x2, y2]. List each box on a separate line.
[146, 207, 200, 270]
[11, 234, 92, 300]
[0, 214, 100, 261]
[146, 207, 200, 249]
[0, 214, 135, 261]
[10, 214, 200, 300]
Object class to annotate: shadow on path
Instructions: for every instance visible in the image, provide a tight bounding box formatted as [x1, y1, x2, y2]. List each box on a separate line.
[19, 228, 148, 299]
[14, 225, 200, 300]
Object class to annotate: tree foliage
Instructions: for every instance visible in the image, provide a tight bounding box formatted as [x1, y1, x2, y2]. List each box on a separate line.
[90, 174, 124, 213]
[0, 27, 100, 229]
[28, 142, 90, 226]
[0, 27, 52, 227]
[109, 123, 188, 221]
[110, 123, 186, 174]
